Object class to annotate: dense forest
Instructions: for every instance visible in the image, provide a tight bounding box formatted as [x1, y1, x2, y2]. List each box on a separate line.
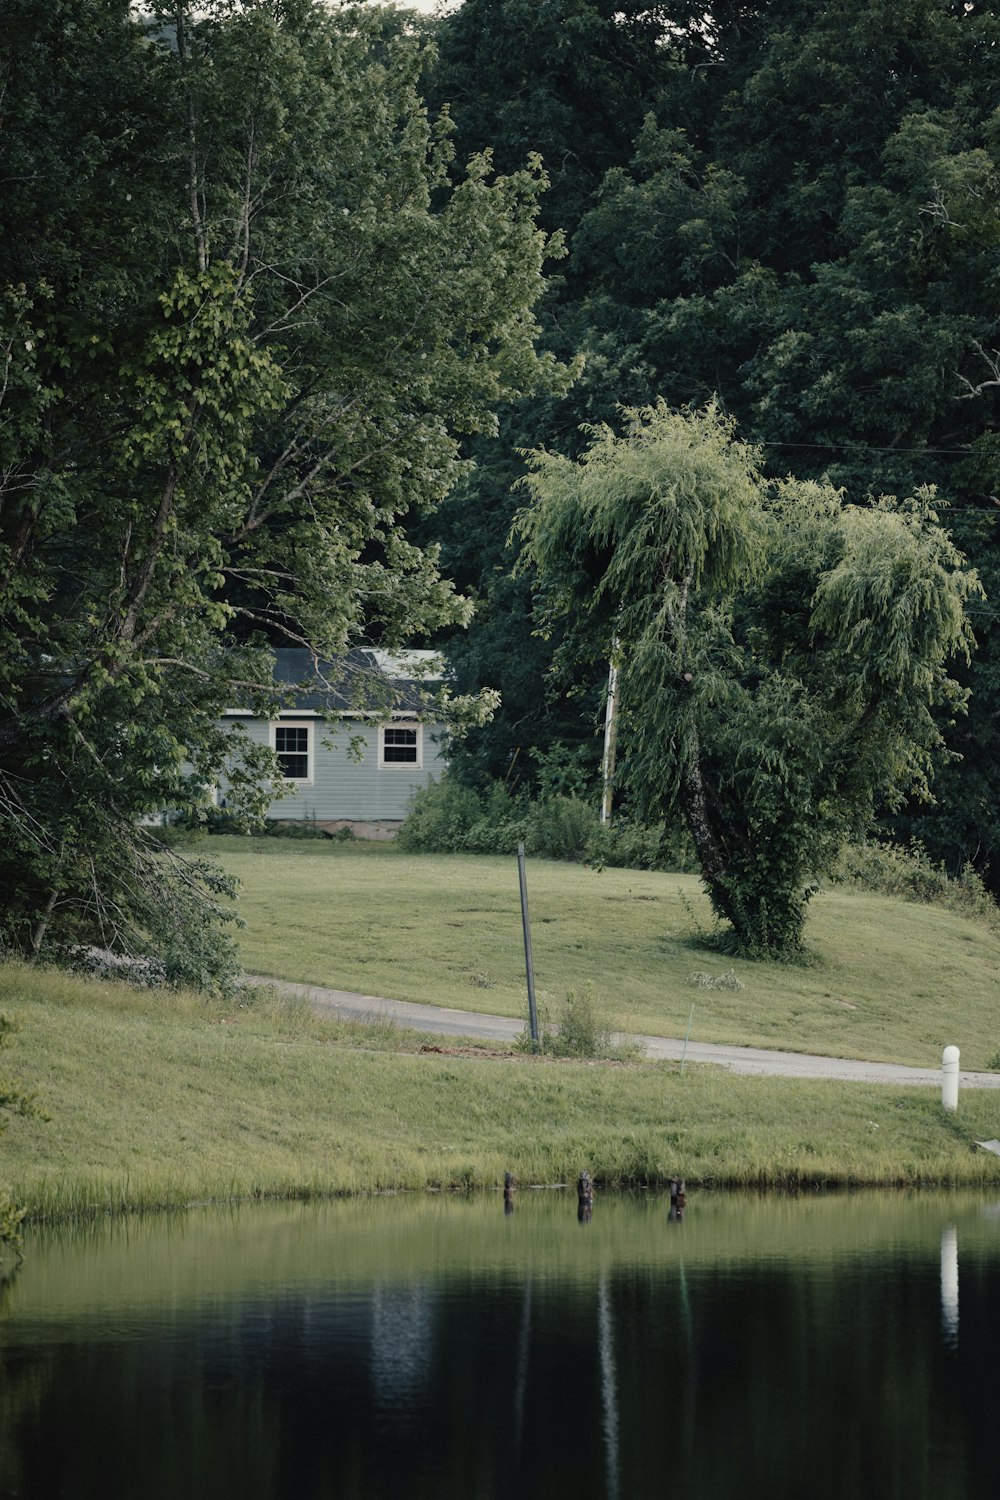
[2, 0, 998, 978]
[421, 0, 1000, 894]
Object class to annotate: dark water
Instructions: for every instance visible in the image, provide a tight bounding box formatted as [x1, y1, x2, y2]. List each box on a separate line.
[0, 1190, 997, 1499]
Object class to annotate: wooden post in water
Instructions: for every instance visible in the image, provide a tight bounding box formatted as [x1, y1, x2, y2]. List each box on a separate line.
[517, 841, 540, 1048]
[578, 1170, 594, 1223]
[504, 1171, 516, 1215]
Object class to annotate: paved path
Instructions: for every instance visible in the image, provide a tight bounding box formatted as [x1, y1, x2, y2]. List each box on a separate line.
[252, 976, 1000, 1089]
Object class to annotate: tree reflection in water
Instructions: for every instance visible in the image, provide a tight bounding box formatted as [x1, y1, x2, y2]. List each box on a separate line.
[0, 1192, 998, 1499]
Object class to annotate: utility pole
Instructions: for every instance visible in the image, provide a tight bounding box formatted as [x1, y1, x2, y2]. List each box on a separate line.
[600, 651, 619, 825]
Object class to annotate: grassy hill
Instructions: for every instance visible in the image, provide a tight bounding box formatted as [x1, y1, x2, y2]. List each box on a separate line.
[209, 838, 1000, 1070]
[3, 841, 1000, 1223]
[2, 958, 1000, 1224]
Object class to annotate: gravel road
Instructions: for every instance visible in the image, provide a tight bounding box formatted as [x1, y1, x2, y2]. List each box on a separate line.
[250, 976, 1000, 1089]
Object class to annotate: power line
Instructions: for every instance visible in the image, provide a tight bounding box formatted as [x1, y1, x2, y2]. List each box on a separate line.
[764, 440, 980, 455]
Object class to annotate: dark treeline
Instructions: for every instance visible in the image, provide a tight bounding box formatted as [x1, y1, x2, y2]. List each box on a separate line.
[420, 0, 1000, 892]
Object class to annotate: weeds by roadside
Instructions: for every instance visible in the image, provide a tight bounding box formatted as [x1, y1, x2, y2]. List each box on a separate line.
[515, 984, 645, 1062]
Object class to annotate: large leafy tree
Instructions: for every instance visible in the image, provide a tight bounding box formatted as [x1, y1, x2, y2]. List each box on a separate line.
[0, 0, 562, 985]
[426, 0, 1000, 888]
[562, 0, 1000, 881]
[517, 403, 980, 954]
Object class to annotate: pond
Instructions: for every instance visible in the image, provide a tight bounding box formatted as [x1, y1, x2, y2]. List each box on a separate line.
[0, 1189, 997, 1499]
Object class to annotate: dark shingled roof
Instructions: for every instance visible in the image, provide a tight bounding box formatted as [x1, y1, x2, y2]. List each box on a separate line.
[271, 647, 442, 713]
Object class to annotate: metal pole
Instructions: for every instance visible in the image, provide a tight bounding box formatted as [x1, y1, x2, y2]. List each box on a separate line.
[517, 840, 539, 1046]
[678, 1002, 695, 1076]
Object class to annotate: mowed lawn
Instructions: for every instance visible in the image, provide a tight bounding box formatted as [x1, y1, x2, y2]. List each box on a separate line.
[210, 838, 1000, 1071]
[5, 959, 1000, 1212]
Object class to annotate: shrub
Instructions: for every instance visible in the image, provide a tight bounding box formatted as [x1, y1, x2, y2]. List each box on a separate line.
[516, 984, 643, 1061]
[463, 811, 530, 855]
[585, 818, 697, 873]
[66, 947, 168, 988]
[396, 775, 484, 852]
[531, 741, 597, 800]
[182, 787, 694, 878]
[461, 781, 529, 854]
[526, 796, 597, 861]
[549, 985, 615, 1057]
[398, 776, 529, 855]
[833, 841, 998, 925]
[171, 808, 329, 839]
[171, 806, 251, 835]
[26, 835, 244, 996]
[398, 776, 697, 873]
[257, 818, 328, 840]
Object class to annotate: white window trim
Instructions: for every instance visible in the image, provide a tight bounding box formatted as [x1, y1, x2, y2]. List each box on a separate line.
[378, 722, 423, 770]
[271, 719, 314, 785]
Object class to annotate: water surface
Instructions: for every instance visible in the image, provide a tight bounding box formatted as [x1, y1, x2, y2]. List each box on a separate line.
[1, 1190, 997, 1499]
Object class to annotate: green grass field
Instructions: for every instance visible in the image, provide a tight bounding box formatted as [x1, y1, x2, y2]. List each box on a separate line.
[4, 839, 1000, 1225]
[208, 837, 1000, 1070]
[2, 958, 1000, 1225]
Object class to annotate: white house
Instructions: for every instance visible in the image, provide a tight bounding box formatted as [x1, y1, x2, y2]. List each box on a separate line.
[220, 647, 447, 835]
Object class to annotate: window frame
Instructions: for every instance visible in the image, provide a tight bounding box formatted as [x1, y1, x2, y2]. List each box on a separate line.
[378, 722, 422, 770]
[271, 719, 314, 785]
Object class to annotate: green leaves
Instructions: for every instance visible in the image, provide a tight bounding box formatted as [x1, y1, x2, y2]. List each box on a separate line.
[518, 401, 766, 668]
[0, 0, 559, 985]
[519, 402, 980, 955]
[811, 494, 980, 694]
[422, 0, 1000, 885]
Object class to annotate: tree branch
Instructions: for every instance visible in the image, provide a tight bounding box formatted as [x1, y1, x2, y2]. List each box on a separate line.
[955, 341, 1000, 400]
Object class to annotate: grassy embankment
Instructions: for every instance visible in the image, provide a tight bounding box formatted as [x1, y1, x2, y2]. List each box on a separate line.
[3, 838, 1000, 1221]
[212, 837, 1000, 1069]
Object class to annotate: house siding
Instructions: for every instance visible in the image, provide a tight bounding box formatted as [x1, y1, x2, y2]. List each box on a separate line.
[223, 715, 446, 823]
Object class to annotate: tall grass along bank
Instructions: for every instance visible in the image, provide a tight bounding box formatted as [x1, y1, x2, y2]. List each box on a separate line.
[2, 961, 999, 1226]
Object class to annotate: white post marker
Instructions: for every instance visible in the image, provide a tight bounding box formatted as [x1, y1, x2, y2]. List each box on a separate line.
[942, 1045, 960, 1112]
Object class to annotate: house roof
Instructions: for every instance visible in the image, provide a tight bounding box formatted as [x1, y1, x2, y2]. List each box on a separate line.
[269, 647, 443, 713]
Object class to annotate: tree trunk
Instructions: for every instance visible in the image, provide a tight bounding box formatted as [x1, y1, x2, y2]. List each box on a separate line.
[679, 733, 737, 929]
[29, 884, 60, 957]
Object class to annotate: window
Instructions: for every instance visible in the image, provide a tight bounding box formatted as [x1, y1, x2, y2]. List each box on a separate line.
[274, 722, 311, 781]
[379, 724, 421, 768]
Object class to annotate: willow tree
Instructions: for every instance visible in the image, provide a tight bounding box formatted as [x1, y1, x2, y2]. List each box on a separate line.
[517, 401, 980, 954]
